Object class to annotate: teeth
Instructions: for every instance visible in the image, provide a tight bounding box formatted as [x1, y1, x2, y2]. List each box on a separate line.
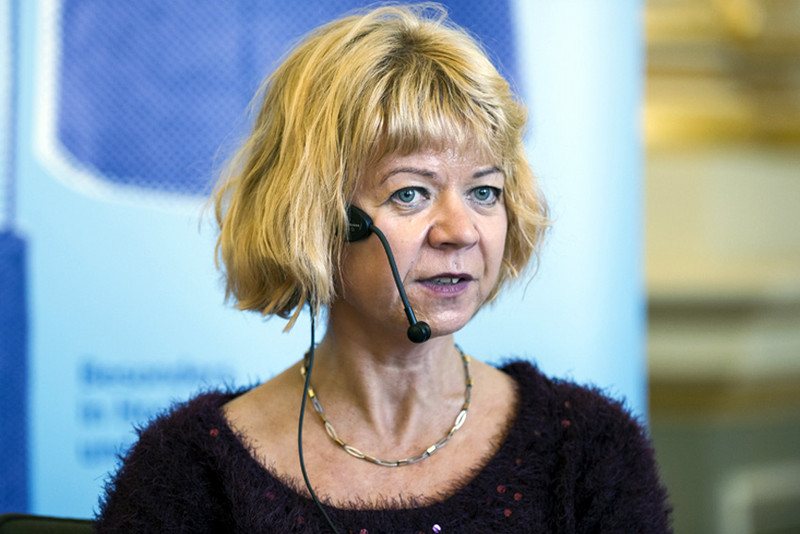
[431, 277, 462, 285]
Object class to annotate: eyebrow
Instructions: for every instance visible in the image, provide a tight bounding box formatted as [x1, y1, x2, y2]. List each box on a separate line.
[380, 165, 503, 184]
[474, 166, 503, 178]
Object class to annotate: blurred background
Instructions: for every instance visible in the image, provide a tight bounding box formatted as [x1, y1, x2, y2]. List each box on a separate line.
[1, 0, 648, 519]
[1, 0, 798, 532]
[645, 0, 800, 532]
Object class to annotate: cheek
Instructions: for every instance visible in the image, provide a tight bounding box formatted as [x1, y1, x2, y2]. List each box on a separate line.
[489, 216, 509, 265]
[481, 218, 508, 300]
[369, 218, 425, 268]
[337, 240, 396, 300]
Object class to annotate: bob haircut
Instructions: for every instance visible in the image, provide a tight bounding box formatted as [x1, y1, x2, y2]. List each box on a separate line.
[214, 3, 548, 328]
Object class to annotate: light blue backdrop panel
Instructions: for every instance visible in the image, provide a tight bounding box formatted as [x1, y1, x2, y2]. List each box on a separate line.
[12, 0, 644, 520]
[55, 0, 517, 194]
[11, 0, 534, 518]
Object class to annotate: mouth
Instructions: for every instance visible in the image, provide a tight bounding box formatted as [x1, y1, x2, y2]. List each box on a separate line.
[428, 276, 467, 286]
[418, 274, 473, 297]
[422, 274, 474, 286]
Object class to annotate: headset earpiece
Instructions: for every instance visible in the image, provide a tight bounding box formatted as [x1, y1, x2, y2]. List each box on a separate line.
[346, 205, 373, 242]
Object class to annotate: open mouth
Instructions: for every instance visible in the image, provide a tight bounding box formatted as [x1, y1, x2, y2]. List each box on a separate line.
[428, 276, 467, 286]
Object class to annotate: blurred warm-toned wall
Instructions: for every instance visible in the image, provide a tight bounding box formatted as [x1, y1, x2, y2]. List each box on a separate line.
[645, 1, 800, 533]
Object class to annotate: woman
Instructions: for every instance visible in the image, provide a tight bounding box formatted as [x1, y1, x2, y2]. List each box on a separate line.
[96, 5, 670, 533]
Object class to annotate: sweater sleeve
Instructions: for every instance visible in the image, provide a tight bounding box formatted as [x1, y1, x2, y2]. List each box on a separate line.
[565, 388, 672, 534]
[94, 399, 230, 533]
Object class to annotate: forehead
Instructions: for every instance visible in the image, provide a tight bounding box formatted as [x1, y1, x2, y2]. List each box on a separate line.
[364, 145, 500, 183]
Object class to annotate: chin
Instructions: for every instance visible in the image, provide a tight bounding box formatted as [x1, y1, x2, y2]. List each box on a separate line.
[420, 312, 474, 339]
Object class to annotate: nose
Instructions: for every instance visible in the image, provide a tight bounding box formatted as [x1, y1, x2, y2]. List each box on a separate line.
[427, 193, 479, 249]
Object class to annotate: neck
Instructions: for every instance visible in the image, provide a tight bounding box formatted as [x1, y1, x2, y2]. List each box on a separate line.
[307, 329, 467, 442]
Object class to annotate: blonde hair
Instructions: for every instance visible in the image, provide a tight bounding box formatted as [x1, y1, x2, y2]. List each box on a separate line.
[213, 4, 548, 328]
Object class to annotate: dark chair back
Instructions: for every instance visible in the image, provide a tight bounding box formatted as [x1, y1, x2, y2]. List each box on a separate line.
[0, 515, 93, 534]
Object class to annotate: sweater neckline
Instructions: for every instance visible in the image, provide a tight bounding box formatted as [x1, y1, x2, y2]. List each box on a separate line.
[212, 361, 534, 516]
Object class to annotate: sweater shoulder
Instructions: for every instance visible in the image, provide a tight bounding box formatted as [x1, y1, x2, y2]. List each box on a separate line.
[94, 388, 247, 531]
[499, 360, 671, 532]
[500, 359, 645, 435]
[133, 388, 239, 440]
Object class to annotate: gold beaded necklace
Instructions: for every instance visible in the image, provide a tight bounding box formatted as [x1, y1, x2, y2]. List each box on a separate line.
[300, 347, 473, 467]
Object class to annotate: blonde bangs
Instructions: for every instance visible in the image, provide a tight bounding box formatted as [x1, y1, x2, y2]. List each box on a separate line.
[213, 4, 548, 329]
[338, 12, 519, 173]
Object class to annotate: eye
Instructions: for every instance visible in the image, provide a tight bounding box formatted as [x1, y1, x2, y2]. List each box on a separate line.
[390, 187, 428, 206]
[470, 186, 502, 205]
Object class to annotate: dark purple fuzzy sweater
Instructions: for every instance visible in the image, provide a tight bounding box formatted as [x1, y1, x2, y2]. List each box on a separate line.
[95, 361, 671, 533]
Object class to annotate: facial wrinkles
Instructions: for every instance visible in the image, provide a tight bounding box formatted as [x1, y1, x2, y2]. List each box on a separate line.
[357, 151, 504, 258]
[333, 150, 507, 338]
[412, 196, 502, 289]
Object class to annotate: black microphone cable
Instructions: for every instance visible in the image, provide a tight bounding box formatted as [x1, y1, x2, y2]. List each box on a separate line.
[367, 225, 431, 343]
[298, 307, 341, 534]
[345, 205, 431, 344]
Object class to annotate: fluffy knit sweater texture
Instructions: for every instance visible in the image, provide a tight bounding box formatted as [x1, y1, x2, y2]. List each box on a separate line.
[95, 361, 671, 533]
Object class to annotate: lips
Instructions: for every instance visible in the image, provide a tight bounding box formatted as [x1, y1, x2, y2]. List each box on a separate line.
[429, 276, 466, 285]
[423, 273, 473, 284]
[419, 273, 474, 295]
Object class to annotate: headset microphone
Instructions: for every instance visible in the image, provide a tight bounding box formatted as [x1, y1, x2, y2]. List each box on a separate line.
[346, 205, 431, 343]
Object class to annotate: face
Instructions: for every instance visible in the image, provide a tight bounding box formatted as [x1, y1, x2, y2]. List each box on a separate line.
[331, 147, 508, 342]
